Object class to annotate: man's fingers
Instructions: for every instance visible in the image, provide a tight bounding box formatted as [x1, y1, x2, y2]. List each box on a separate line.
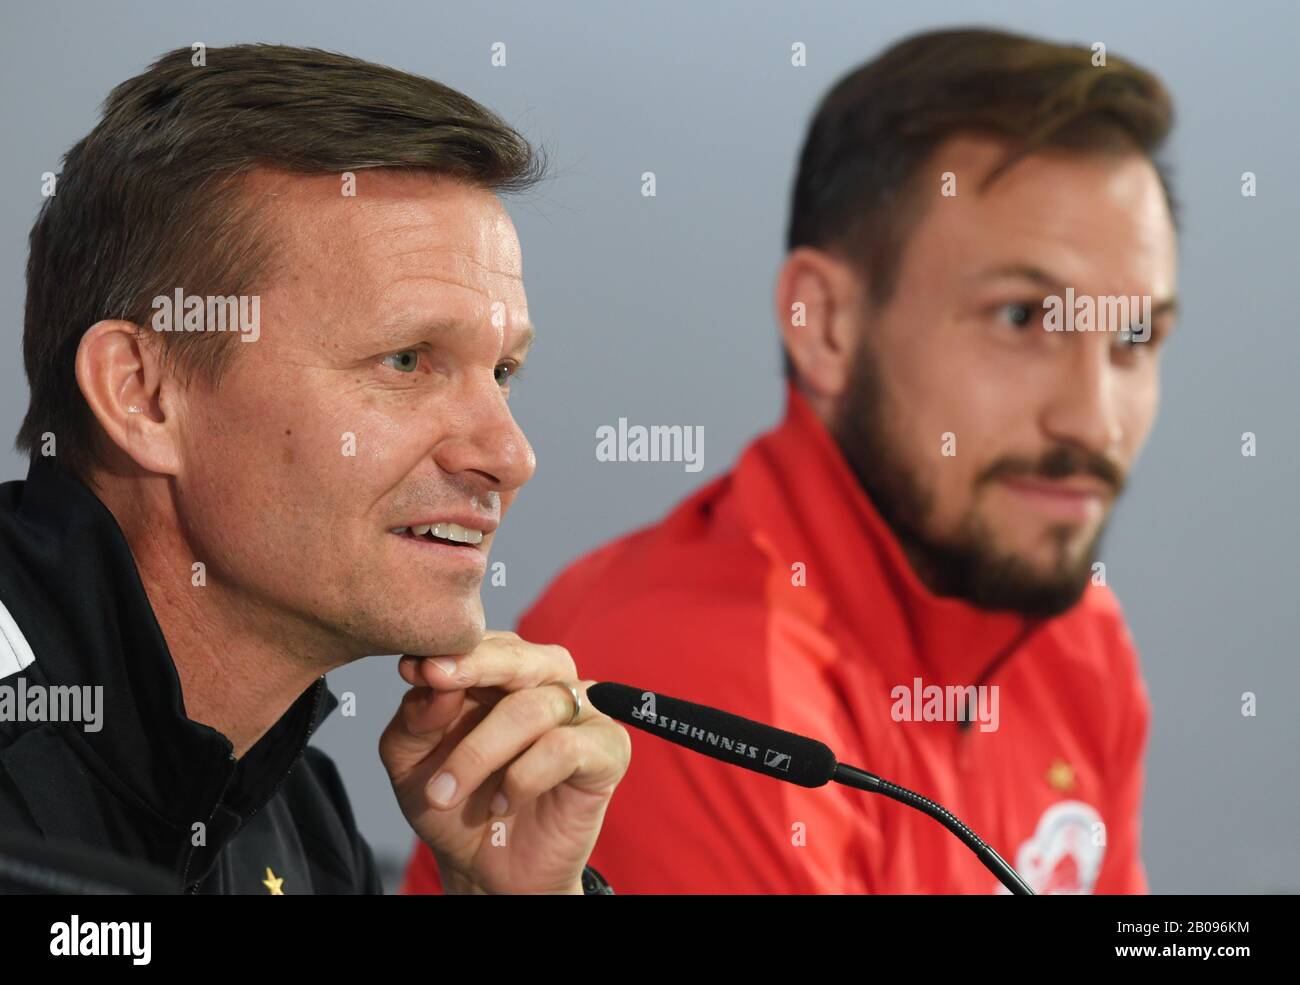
[489, 716, 630, 818]
[422, 682, 593, 811]
[398, 655, 423, 687]
[399, 653, 459, 688]
[388, 635, 596, 812]
[405, 636, 577, 692]
[378, 685, 465, 781]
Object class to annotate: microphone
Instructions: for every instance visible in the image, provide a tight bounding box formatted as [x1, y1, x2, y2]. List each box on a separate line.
[588, 681, 1035, 896]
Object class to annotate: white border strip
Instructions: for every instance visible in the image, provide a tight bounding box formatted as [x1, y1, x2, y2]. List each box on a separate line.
[0, 596, 36, 680]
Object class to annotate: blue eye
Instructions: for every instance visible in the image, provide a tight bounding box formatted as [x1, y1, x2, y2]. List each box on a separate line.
[383, 350, 420, 373]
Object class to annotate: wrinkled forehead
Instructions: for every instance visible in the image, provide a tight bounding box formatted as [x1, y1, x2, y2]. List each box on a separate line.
[236, 168, 528, 342]
[243, 168, 524, 294]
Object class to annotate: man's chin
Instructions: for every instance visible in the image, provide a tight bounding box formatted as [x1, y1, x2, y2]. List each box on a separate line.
[983, 550, 1100, 617]
[911, 522, 1102, 618]
[965, 557, 1093, 618]
[415, 620, 484, 658]
[361, 603, 486, 658]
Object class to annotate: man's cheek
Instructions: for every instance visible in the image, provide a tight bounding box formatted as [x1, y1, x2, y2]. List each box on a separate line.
[923, 436, 976, 528]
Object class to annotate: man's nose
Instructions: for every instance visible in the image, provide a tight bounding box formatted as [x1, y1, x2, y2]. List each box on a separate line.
[1040, 337, 1124, 456]
[432, 379, 536, 495]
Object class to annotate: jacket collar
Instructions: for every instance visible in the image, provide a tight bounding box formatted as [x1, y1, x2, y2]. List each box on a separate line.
[730, 383, 1040, 684]
[1, 455, 336, 830]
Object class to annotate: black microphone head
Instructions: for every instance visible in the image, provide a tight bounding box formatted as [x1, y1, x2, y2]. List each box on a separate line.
[589, 682, 836, 788]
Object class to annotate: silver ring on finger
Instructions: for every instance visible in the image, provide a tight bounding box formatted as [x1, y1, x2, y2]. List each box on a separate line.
[549, 680, 582, 726]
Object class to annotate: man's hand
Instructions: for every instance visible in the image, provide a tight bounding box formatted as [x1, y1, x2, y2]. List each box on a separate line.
[379, 630, 631, 894]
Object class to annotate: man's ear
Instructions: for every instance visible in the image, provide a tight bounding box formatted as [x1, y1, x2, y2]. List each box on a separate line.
[774, 247, 865, 406]
[75, 320, 182, 476]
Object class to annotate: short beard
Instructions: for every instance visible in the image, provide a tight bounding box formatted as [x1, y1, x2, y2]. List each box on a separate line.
[829, 341, 1120, 619]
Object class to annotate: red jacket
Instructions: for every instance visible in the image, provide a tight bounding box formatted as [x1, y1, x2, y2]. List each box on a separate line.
[403, 384, 1151, 893]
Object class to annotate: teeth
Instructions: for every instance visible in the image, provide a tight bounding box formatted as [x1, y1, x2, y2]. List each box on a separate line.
[442, 522, 485, 545]
[397, 522, 486, 545]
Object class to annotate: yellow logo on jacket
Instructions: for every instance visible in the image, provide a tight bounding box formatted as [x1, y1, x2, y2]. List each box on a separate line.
[263, 867, 285, 895]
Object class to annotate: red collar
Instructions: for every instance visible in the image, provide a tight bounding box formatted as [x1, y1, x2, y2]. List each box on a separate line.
[730, 382, 1037, 683]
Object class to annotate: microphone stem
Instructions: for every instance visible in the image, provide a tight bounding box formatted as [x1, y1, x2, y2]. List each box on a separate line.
[832, 763, 1036, 896]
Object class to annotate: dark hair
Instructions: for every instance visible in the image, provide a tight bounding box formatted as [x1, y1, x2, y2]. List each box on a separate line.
[783, 27, 1176, 377]
[18, 43, 546, 479]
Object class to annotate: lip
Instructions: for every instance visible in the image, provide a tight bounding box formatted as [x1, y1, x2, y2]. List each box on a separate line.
[390, 529, 489, 569]
[997, 477, 1108, 522]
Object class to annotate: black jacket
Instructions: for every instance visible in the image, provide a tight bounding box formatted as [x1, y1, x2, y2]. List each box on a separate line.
[0, 455, 381, 894]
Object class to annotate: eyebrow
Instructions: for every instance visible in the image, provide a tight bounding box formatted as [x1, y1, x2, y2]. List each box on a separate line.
[973, 263, 1180, 318]
[370, 314, 461, 349]
[371, 315, 538, 356]
[509, 323, 536, 358]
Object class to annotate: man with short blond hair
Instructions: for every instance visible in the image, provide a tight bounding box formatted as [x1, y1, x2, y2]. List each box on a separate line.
[1, 43, 628, 895]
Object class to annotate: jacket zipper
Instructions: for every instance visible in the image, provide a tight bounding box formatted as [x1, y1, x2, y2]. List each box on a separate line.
[954, 620, 1045, 772]
[182, 680, 327, 893]
[181, 759, 239, 894]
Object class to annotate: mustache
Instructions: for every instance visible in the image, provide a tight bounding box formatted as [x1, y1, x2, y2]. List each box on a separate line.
[979, 445, 1126, 495]
[393, 486, 502, 519]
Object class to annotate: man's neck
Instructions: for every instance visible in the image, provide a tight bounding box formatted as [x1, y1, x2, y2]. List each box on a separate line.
[107, 481, 343, 758]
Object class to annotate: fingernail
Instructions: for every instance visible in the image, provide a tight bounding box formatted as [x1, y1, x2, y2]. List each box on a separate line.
[430, 657, 457, 678]
[428, 771, 457, 807]
[490, 791, 509, 816]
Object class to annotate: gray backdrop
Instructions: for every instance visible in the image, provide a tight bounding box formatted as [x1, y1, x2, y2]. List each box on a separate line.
[2, 1, 1296, 893]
